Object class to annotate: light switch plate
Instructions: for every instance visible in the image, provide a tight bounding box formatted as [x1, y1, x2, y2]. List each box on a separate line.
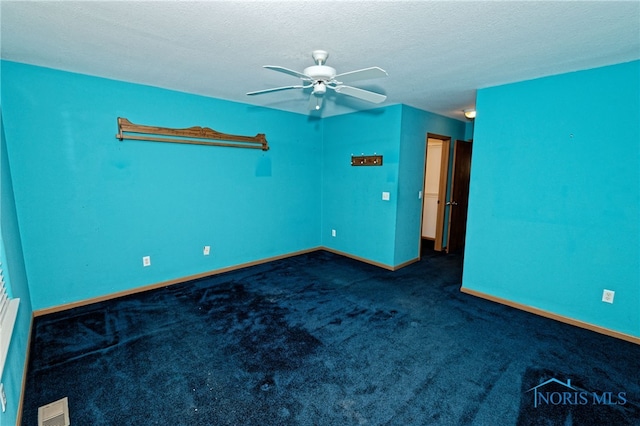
[382, 192, 390, 201]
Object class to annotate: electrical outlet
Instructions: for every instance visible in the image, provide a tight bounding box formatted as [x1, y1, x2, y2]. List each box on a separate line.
[1, 382, 6, 413]
[331, 229, 336, 237]
[203, 245, 211, 256]
[142, 256, 151, 267]
[382, 191, 390, 201]
[602, 289, 615, 304]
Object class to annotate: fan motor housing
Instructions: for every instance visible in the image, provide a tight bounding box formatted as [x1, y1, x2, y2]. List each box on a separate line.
[303, 65, 336, 82]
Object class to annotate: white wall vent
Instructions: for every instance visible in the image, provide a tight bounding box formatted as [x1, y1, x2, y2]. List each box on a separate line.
[0, 261, 20, 381]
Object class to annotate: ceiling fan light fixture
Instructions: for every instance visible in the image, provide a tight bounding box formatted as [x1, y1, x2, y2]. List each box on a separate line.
[463, 109, 476, 120]
[313, 81, 327, 95]
[247, 50, 388, 112]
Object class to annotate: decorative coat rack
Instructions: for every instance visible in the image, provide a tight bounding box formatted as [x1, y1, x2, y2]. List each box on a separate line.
[116, 117, 269, 151]
[351, 154, 383, 166]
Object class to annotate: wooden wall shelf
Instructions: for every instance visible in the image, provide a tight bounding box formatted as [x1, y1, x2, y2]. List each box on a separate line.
[116, 117, 269, 151]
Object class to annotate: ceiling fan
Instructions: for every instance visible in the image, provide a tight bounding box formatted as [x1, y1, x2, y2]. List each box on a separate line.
[247, 50, 388, 111]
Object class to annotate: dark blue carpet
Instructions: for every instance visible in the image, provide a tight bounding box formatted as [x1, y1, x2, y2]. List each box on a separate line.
[22, 250, 640, 425]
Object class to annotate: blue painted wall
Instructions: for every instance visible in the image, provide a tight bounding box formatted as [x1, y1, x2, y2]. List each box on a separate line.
[0, 111, 33, 426]
[321, 106, 402, 266]
[396, 106, 467, 264]
[462, 61, 640, 338]
[320, 104, 467, 268]
[1, 61, 322, 311]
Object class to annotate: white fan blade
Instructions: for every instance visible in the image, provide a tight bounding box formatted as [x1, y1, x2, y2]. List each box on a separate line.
[247, 85, 306, 96]
[334, 67, 388, 84]
[334, 85, 387, 103]
[263, 65, 311, 80]
[308, 94, 324, 111]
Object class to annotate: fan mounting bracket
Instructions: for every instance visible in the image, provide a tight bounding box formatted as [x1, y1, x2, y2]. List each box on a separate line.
[312, 50, 329, 65]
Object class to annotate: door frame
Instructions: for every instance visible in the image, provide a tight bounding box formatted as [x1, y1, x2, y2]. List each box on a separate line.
[421, 133, 451, 252]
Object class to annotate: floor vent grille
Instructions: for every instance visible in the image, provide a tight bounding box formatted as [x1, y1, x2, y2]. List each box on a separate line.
[38, 397, 70, 426]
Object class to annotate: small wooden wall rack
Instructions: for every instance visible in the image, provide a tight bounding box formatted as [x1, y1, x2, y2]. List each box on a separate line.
[116, 117, 269, 151]
[351, 154, 383, 166]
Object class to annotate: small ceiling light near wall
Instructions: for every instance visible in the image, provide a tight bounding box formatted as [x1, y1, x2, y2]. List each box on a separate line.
[463, 109, 476, 120]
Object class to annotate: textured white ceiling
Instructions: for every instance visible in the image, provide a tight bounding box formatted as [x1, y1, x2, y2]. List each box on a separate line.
[1, 1, 639, 120]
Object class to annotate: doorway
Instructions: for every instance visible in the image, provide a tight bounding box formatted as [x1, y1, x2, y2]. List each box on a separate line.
[420, 134, 450, 253]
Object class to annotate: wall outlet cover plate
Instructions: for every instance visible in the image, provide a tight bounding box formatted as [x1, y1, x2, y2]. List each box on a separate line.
[602, 289, 615, 303]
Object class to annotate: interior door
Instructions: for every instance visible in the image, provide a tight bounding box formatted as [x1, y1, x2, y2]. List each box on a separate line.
[446, 140, 473, 254]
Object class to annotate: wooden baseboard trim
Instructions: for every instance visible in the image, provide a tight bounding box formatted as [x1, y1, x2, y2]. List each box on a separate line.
[15, 316, 33, 426]
[33, 247, 419, 317]
[319, 247, 394, 270]
[33, 247, 321, 317]
[393, 256, 420, 270]
[319, 247, 419, 271]
[460, 287, 640, 345]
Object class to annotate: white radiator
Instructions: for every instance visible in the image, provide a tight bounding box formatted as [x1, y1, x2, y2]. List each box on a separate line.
[0, 261, 20, 383]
